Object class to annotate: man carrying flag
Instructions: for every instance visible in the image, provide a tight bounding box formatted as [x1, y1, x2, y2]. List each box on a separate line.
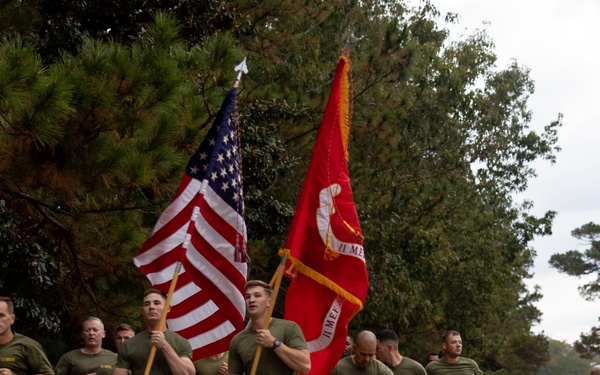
[228, 280, 310, 375]
[280, 52, 369, 374]
[113, 289, 195, 375]
[133, 62, 249, 362]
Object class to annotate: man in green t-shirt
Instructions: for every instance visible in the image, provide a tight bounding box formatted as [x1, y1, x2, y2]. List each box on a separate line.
[0, 296, 54, 375]
[113, 288, 195, 375]
[375, 329, 426, 375]
[425, 330, 483, 375]
[114, 324, 135, 352]
[193, 351, 228, 375]
[55, 317, 116, 375]
[228, 280, 311, 375]
[330, 330, 393, 375]
[343, 335, 354, 358]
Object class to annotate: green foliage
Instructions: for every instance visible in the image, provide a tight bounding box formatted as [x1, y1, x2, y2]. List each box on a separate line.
[0, 200, 61, 336]
[0, 13, 245, 346]
[538, 339, 598, 375]
[573, 324, 600, 359]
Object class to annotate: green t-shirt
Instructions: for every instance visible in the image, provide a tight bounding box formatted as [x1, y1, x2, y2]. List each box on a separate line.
[330, 356, 394, 375]
[425, 357, 483, 375]
[115, 330, 192, 375]
[55, 348, 117, 375]
[389, 357, 427, 375]
[228, 318, 308, 375]
[193, 352, 228, 375]
[0, 333, 54, 375]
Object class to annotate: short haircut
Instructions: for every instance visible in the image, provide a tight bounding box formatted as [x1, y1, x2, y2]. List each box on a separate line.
[82, 317, 104, 330]
[0, 296, 14, 314]
[116, 323, 134, 333]
[143, 288, 167, 300]
[376, 329, 399, 349]
[244, 280, 272, 297]
[354, 330, 377, 347]
[426, 351, 439, 363]
[442, 330, 461, 343]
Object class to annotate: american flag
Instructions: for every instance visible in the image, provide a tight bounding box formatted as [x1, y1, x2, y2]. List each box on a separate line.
[134, 87, 249, 360]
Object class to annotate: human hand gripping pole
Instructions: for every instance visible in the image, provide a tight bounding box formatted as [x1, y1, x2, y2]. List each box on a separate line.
[249, 254, 287, 375]
[142, 262, 181, 375]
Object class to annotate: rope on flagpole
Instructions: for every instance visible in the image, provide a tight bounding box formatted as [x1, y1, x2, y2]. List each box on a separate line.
[249, 254, 287, 375]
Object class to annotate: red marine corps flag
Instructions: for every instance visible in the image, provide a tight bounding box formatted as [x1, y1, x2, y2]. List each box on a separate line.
[281, 53, 368, 375]
[134, 63, 249, 361]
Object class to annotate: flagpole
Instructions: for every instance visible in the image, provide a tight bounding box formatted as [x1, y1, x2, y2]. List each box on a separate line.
[234, 57, 248, 88]
[249, 254, 287, 375]
[269, 269, 278, 287]
[143, 262, 182, 375]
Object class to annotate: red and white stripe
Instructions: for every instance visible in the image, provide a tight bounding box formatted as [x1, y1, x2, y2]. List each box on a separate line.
[135, 175, 247, 359]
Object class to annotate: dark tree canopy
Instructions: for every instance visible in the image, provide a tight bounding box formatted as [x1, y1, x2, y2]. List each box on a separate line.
[0, 0, 250, 62]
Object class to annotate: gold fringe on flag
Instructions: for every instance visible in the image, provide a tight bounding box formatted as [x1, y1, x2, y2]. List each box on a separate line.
[338, 53, 351, 161]
[278, 248, 364, 311]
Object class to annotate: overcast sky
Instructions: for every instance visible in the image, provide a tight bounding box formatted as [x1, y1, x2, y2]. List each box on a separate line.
[426, 0, 600, 343]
